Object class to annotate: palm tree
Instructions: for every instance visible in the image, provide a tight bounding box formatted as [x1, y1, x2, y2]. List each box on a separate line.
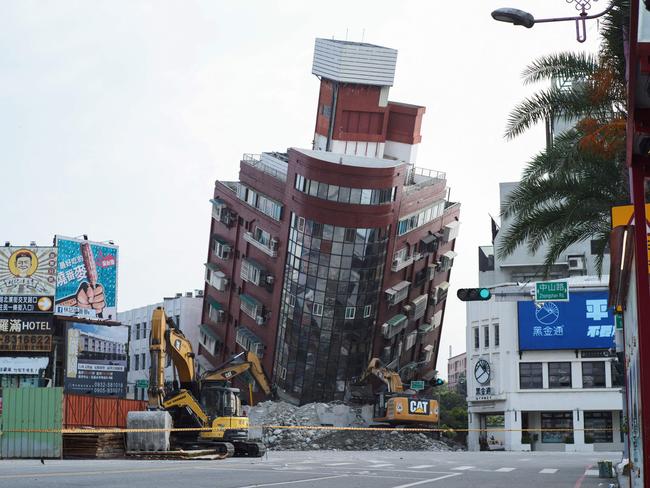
[496, 0, 629, 274]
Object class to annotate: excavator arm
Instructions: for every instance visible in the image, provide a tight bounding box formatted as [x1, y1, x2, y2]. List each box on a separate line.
[361, 357, 404, 393]
[202, 351, 271, 395]
[147, 307, 197, 409]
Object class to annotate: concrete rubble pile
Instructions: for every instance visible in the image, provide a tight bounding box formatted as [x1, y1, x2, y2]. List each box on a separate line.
[249, 401, 452, 451]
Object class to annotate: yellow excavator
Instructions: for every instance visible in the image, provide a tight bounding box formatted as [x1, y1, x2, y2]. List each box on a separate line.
[359, 358, 439, 426]
[147, 307, 270, 457]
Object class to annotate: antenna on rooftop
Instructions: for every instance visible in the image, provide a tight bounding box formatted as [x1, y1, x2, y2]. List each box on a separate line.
[361, 28, 365, 42]
[345, 28, 348, 40]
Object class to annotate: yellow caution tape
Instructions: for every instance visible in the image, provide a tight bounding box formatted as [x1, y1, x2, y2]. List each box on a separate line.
[0, 425, 615, 435]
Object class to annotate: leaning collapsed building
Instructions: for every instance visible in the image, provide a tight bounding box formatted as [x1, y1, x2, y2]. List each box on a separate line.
[199, 39, 460, 405]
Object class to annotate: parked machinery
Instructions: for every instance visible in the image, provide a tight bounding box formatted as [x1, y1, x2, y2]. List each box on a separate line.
[358, 358, 439, 427]
[145, 307, 270, 457]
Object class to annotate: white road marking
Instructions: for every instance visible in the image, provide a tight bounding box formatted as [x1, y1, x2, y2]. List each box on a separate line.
[325, 462, 355, 466]
[539, 468, 558, 474]
[495, 467, 516, 472]
[235, 474, 347, 488]
[370, 463, 394, 468]
[409, 465, 435, 469]
[390, 473, 462, 488]
[451, 466, 474, 471]
[585, 469, 600, 476]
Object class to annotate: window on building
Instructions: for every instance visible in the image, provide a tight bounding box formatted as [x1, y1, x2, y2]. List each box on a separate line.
[254, 226, 272, 247]
[584, 411, 613, 443]
[611, 361, 625, 387]
[312, 302, 323, 316]
[175, 315, 180, 329]
[345, 307, 355, 320]
[519, 362, 543, 389]
[363, 304, 372, 318]
[142, 323, 147, 339]
[134, 354, 140, 370]
[213, 239, 231, 259]
[393, 247, 409, 264]
[141, 353, 146, 370]
[541, 412, 574, 443]
[473, 328, 479, 350]
[494, 324, 500, 346]
[548, 362, 572, 388]
[484, 326, 490, 348]
[582, 361, 606, 388]
[135, 324, 140, 340]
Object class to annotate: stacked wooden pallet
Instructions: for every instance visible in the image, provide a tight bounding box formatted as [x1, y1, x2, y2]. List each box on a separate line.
[63, 433, 125, 459]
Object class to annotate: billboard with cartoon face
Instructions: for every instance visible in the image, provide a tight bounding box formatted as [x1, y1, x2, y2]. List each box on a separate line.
[0, 247, 57, 313]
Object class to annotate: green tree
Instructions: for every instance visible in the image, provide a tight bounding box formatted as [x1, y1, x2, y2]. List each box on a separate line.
[497, 0, 630, 273]
[437, 385, 468, 444]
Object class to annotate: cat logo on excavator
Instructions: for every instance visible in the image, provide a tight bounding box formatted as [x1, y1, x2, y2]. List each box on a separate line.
[408, 399, 430, 415]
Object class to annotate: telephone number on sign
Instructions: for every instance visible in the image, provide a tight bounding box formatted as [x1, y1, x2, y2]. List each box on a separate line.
[0, 334, 52, 352]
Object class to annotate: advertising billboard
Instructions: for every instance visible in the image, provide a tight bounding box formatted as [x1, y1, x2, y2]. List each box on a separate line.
[0, 246, 57, 313]
[518, 291, 615, 350]
[54, 236, 118, 320]
[0, 315, 53, 352]
[64, 322, 128, 397]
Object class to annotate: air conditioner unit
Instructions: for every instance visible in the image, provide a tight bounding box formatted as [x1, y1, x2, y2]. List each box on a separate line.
[196, 290, 204, 297]
[265, 275, 275, 285]
[255, 315, 265, 325]
[392, 259, 400, 268]
[403, 304, 413, 316]
[568, 255, 586, 271]
[216, 310, 225, 322]
[270, 238, 278, 250]
[413, 252, 422, 261]
[214, 276, 228, 292]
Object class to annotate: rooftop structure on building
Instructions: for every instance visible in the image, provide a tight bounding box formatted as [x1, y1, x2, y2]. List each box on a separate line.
[201, 38, 461, 405]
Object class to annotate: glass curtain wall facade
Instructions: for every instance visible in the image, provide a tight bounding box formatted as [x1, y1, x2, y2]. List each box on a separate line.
[275, 212, 389, 403]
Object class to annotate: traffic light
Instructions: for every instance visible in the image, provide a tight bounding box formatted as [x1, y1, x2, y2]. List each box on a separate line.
[430, 377, 445, 387]
[456, 288, 492, 301]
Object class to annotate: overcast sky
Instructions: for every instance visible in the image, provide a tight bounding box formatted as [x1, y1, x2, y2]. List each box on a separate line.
[2, 1, 600, 378]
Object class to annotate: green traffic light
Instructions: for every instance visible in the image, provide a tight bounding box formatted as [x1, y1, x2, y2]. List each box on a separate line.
[479, 288, 490, 299]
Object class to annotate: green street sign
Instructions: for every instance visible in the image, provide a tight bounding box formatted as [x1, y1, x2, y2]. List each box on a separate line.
[615, 314, 623, 330]
[135, 379, 149, 388]
[535, 281, 569, 302]
[410, 380, 425, 391]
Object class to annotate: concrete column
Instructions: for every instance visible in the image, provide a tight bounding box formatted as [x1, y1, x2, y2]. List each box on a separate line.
[467, 410, 481, 451]
[571, 409, 592, 452]
[605, 360, 613, 388]
[505, 410, 525, 451]
[542, 362, 549, 388]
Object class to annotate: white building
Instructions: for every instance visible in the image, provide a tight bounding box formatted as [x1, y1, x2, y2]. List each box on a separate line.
[447, 352, 466, 392]
[117, 291, 203, 400]
[465, 182, 623, 452]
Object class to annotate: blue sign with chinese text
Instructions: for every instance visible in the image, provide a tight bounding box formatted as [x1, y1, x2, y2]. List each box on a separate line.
[518, 291, 614, 350]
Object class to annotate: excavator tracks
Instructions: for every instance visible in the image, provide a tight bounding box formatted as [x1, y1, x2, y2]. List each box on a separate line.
[233, 441, 266, 457]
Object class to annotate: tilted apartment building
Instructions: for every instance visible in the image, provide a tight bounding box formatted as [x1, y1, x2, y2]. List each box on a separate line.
[200, 39, 460, 404]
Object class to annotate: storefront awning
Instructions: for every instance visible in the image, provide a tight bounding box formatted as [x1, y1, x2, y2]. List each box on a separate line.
[206, 296, 222, 310]
[199, 324, 222, 342]
[0, 357, 49, 375]
[212, 234, 229, 245]
[420, 234, 437, 245]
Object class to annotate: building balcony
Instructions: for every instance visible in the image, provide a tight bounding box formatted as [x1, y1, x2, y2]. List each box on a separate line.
[242, 153, 288, 182]
[244, 231, 278, 257]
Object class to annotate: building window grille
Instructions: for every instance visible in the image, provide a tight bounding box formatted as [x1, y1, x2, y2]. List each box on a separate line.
[363, 304, 372, 318]
[135, 324, 140, 340]
[541, 412, 574, 444]
[345, 307, 355, 320]
[473, 327, 479, 350]
[584, 411, 613, 443]
[405, 331, 417, 351]
[134, 354, 139, 370]
[484, 326, 490, 348]
[582, 361, 606, 388]
[519, 362, 543, 389]
[494, 324, 500, 346]
[313, 302, 323, 316]
[548, 362, 572, 388]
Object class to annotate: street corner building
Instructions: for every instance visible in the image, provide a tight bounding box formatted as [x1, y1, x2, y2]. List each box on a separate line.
[199, 38, 461, 405]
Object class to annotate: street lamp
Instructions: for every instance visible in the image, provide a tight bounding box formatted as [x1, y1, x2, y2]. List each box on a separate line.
[491, 0, 615, 42]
